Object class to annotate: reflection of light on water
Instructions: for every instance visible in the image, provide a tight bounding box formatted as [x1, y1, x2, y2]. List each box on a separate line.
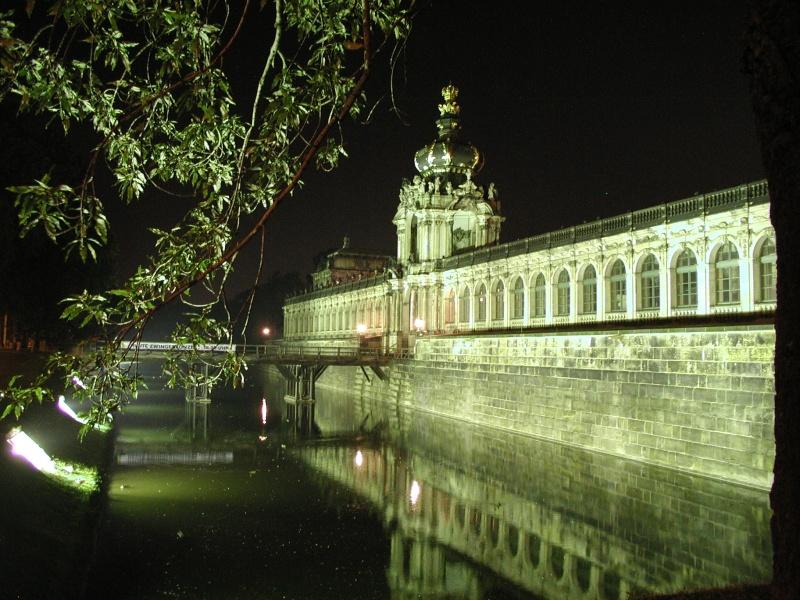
[117, 451, 233, 465]
[409, 480, 421, 506]
[261, 398, 268, 425]
[6, 427, 56, 473]
[354, 450, 364, 468]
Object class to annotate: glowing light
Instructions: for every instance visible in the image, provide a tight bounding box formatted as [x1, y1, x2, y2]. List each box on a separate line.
[261, 398, 268, 425]
[356, 323, 367, 335]
[71, 375, 86, 390]
[57, 395, 86, 424]
[258, 435, 267, 442]
[409, 480, 421, 506]
[354, 450, 364, 468]
[413, 318, 425, 332]
[5, 428, 55, 473]
[261, 326, 271, 336]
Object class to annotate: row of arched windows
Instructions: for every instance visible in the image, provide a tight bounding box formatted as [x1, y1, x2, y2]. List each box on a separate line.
[287, 296, 386, 336]
[287, 236, 776, 337]
[443, 238, 776, 326]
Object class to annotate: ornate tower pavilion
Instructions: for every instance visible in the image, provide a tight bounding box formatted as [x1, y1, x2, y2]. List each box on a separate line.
[394, 85, 504, 271]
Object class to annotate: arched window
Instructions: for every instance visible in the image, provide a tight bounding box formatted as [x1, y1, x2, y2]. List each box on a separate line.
[608, 259, 626, 312]
[492, 280, 505, 321]
[555, 270, 570, 316]
[532, 274, 546, 318]
[714, 242, 740, 305]
[580, 265, 597, 314]
[511, 277, 525, 320]
[475, 283, 487, 322]
[639, 254, 660, 310]
[458, 285, 471, 324]
[444, 290, 455, 324]
[756, 238, 776, 302]
[675, 249, 698, 308]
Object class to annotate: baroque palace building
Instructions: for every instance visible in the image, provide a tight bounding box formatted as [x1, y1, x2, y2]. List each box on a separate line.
[283, 86, 775, 346]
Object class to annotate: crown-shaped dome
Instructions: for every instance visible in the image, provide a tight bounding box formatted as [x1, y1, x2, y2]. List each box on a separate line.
[413, 85, 483, 183]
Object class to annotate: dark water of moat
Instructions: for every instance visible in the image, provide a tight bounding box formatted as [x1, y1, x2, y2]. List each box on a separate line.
[85, 366, 771, 599]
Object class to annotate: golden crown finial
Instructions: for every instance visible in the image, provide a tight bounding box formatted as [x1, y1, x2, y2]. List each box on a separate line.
[438, 84, 460, 116]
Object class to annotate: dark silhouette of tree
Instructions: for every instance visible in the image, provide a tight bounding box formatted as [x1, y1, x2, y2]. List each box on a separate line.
[745, 1, 800, 596]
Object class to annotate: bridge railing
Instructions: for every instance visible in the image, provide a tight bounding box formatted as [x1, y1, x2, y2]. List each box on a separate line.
[111, 341, 414, 362]
[238, 344, 412, 362]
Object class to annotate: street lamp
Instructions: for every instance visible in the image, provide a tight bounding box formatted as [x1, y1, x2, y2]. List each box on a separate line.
[261, 326, 271, 337]
[413, 317, 425, 333]
[356, 323, 367, 335]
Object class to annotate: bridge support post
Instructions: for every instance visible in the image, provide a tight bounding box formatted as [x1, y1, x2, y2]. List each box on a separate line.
[279, 363, 327, 434]
[185, 362, 211, 440]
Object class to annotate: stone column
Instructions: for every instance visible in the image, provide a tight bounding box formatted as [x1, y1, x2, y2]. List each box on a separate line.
[739, 236, 753, 311]
[627, 246, 636, 318]
[697, 239, 710, 313]
[660, 244, 670, 317]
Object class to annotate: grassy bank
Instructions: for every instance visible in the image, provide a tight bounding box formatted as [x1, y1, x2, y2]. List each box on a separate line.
[1, 352, 113, 599]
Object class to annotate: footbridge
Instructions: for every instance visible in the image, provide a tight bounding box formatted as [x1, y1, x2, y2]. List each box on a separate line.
[120, 341, 410, 433]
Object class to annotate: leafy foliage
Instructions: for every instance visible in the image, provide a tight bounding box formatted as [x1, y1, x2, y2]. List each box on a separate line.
[0, 0, 413, 431]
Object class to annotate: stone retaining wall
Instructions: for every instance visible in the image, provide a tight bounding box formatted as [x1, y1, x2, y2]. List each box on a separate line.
[312, 324, 775, 489]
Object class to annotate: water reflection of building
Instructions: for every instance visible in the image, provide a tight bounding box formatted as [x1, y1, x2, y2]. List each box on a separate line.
[294, 411, 771, 600]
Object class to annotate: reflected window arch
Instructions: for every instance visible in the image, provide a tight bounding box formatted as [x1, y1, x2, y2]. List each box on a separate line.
[608, 259, 627, 312]
[639, 254, 660, 310]
[511, 276, 525, 320]
[675, 249, 698, 308]
[475, 283, 487, 322]
[580, 265, 597, 314]
[444, 289, 456, 324]
[714, 241, 740, 305]
[532, 273, 546, 318]
[492, 280, 505, 321]
[458, 285, 471, 324]
[555, 269, 570, 316]
[756, 237, 776, 302]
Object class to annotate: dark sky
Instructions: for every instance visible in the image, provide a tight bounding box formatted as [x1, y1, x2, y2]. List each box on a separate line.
[114, 1, 765, 293]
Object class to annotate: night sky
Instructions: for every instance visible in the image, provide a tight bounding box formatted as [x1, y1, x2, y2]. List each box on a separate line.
[111, 1, 765, 294]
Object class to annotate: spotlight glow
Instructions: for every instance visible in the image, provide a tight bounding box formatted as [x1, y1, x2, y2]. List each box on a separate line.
[354, 450, 364, 468]
[409, 480, 421, 506]
[356, 323, 367, 335]
[6, 427, 55, 473]
[261, 398, 268, 425]
[57, 395, 87, 424]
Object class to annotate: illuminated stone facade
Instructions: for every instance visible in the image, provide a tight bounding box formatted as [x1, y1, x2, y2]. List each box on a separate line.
[283, 88, 775, 343]
[278, 86, 777, 489]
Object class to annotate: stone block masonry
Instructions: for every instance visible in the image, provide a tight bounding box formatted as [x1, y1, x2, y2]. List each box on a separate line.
[315, 324, 775, 489]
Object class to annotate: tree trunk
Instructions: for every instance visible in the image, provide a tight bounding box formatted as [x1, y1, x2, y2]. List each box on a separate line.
[744, 1, 800, 597]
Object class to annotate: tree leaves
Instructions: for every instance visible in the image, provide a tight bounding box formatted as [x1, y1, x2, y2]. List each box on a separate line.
[0, 0, 413, 429]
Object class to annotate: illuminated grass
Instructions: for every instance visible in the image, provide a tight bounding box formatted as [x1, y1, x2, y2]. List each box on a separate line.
[48, 459, 100, 496]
